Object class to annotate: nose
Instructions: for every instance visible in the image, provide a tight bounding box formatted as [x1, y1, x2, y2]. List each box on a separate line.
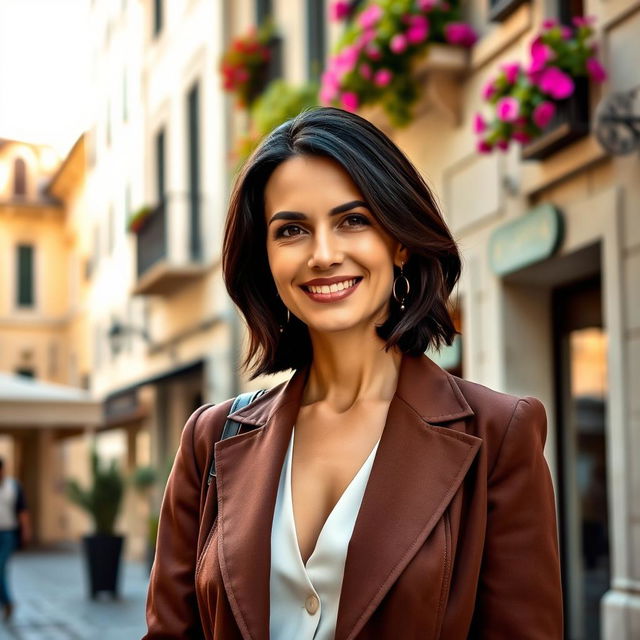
[307, 227, 343, 270]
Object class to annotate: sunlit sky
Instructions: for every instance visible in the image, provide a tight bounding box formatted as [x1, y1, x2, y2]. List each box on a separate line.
[0, 0, 89, 155]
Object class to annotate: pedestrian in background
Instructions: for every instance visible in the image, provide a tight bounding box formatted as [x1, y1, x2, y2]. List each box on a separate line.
[0, 457, 31, 622]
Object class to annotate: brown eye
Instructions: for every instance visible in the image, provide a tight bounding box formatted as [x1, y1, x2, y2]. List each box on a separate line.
[275, 224, 304, 238]
[343, 214, 370, 227]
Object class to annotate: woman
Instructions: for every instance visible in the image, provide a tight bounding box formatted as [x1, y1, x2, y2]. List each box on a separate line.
[144, 107, 563, 639]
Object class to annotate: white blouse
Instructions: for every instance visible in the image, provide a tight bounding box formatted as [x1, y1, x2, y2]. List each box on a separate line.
[269, 426, 381, 640]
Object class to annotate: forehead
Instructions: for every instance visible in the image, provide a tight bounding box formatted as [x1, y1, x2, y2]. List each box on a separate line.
[264, 155, 363, 217]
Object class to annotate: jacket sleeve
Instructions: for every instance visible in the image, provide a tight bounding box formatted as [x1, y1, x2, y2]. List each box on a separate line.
[143, 404, 212, 640]
[473, 396, 563, 638]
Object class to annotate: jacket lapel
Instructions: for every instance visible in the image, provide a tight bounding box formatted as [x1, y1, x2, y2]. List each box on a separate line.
[213, 354, 481, 640]
[213, 368, 308, 640]
[334, 355, 481, 640]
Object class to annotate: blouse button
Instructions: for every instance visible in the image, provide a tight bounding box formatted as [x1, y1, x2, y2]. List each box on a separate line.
[305, 594, 319, 615]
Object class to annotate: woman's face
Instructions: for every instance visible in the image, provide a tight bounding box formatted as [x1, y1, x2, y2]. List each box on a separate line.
[264, 155, 407, 336]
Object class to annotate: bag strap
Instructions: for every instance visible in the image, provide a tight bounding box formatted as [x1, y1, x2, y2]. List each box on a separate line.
[207, 389, 267, 486]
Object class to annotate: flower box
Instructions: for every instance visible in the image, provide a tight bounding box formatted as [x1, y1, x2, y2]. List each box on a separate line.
[521, 76, 590, 160]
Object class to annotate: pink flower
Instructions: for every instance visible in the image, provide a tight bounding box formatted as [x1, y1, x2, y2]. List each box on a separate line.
[418, 0, 437, 10]
[538, 67, 575, 99]
[359, 63, 372, 80]
[473, 112, 487, 134]
[330, 1, 350, 21]
[321, 69, 340, 91]
[356, 29, 377, 48]
[373, 68, 393, 87]
[407, 25, 429, 44]
[496, 139, 510, 151]
[532, 101, 556, 128]
[319, 86, 336, 104]
[586, 57, 607, 83]
[365, 44, 382, 60]
[542, 18, 558, 29]
[408, 14, 429, 29]
[390, 34, 408, 54]
[560, 26, 572, 39]
[528, 38, 554, 74]
[496, 96, 520, 122]
[512, 130, 532, 143]
[572, 15, 596, 28]
[476, 139, 493, 154]
[501, 62, 521, 84]
[358, 5, 383, 30]
[482, 79, 496, 100]
[444, 22, 478, 48]
[340, 92, 359, 111]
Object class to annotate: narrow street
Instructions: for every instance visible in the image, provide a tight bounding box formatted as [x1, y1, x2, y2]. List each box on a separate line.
[0, 545, 148, 640]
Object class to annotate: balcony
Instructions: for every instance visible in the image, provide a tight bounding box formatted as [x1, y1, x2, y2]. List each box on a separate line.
[132, 193, 210, 296]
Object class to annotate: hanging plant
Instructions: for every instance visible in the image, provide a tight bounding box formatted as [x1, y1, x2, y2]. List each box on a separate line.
[474, 16, 607, 153]
[127, 205, 153, 233]
[321, 0, 477, 127]
[219, 22, 275, 109]
[230, 80, 319, 170]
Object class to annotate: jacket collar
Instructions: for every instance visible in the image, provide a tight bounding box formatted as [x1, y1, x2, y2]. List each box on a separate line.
[213, 353, 480, 640]
[229, 351, 474, 428]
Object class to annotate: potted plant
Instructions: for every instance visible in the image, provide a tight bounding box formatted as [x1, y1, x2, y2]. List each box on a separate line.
[231, 79, 319, 169]
[66, 450, 125, 598]
[219, 21, 277, 109]
[321, 0, 477, 127]
[127, 205, 154, 233]
[130, 464, 158, 573]
[474, 16, 607, 158]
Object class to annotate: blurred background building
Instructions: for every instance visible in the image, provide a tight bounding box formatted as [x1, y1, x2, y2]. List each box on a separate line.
[0, 0, 639, 638]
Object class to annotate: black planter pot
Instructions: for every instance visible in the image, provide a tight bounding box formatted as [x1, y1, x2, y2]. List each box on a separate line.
[82, 534, 124, 599]
[522, 76, 591, 160]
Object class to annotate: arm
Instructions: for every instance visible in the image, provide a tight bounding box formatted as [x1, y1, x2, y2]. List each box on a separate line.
[143, 404, 212, 640]
[472, 397, 563, 638]
[15, 482, 31, 546]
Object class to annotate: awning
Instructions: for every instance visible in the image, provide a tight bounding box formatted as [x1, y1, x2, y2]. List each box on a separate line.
[0, 372, 103, 428]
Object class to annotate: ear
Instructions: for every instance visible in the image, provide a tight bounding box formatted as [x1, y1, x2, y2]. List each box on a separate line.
[393, 244, 409, 268]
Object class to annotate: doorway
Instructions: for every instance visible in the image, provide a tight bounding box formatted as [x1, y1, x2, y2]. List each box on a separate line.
[552, 275, 610, 640]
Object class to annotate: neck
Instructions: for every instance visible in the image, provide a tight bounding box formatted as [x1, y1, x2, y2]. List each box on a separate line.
[302, 327, 403, 412]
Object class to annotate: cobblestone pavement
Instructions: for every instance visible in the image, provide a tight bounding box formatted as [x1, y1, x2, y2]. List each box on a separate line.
[0, 545, 149, 640]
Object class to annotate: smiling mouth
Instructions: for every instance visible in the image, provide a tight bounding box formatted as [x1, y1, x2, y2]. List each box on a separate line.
[300, 277, 363, 302]
[302, 277, 362, 294]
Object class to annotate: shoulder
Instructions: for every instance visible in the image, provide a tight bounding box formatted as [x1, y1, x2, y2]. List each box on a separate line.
[450, 375, 548, 470]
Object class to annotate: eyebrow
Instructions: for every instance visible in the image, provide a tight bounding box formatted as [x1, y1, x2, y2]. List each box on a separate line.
[267, 200, 370, 226]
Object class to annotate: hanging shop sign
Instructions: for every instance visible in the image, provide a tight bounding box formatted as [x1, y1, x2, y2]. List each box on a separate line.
[489, 204, 563, 276]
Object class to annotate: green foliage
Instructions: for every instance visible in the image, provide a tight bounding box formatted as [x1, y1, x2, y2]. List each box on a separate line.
[232, 79, 319, 170]
[65, 450, 124, 536]
[130, 465, 157, 493]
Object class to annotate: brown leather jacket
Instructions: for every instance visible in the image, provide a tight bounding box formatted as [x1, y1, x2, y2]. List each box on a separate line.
[143, 353, 563, 639]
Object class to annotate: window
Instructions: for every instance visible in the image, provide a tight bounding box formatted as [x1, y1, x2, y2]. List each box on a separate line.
[16, 244, 34, 308]
[488, 0, 528, 22]
[255, 0, 272, 25]
[153, 0, 163, 37]
[306, 0, 326, 80]
[13, 158, 27, 196]
[187, 82, 201, 261]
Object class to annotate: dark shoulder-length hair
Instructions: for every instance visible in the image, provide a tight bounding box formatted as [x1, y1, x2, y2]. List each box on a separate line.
[223, 106, 461, 379]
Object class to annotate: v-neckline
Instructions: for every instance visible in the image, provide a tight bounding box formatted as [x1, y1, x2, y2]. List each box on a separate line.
[287, 426, 380, 569]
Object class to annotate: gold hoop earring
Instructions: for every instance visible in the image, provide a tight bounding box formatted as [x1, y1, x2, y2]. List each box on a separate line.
[392, 263, 410, 312]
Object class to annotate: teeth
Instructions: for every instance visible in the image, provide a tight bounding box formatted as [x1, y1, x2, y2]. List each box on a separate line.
[307, 278, 357, 294]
